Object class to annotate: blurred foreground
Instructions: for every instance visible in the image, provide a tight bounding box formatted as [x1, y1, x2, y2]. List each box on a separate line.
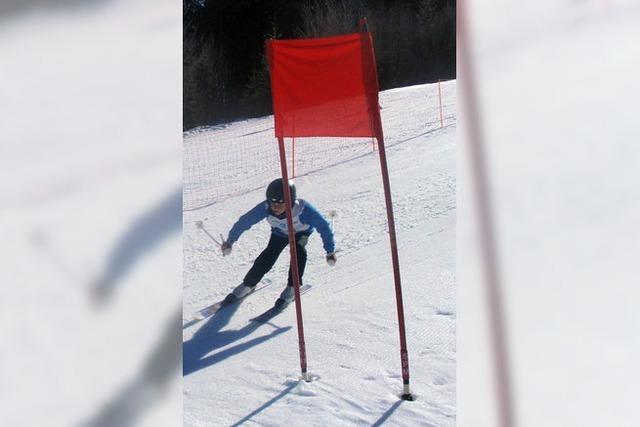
[0, 0, 182, 426]
[459, 0, 640, 426]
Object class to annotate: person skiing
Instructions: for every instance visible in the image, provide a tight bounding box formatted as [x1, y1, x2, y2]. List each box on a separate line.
[220, 178, 337, 308]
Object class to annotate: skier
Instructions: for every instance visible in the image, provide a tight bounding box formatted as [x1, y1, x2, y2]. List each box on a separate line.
[220, 178, 337, 307]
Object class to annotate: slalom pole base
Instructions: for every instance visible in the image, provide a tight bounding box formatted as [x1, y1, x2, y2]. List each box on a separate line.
[401, 393, 415, 401]
[298, 372, 320, 383]
[400, 383, 415, 401]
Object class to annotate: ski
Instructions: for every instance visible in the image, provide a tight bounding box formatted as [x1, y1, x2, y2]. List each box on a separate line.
[191, 281, 272, 321]
[192, 301, 225, 320]
[250, 284, 313, 323]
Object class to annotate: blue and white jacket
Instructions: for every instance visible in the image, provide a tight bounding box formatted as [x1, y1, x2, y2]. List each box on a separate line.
[226, 199, 335, 254]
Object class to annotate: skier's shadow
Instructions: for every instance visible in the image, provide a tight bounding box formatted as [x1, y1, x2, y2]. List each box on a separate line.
[183, 301, 291, 376]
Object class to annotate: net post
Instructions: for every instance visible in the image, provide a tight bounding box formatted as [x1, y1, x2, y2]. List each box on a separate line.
[438, 80, 444, 128]
[291, 137, 296, 178]
[358, 17, 369, 33]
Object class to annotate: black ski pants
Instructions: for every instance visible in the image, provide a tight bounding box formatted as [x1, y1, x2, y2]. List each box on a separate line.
[242, 232, 309, 289]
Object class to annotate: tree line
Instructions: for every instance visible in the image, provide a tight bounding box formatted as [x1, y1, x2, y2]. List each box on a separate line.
[184, 0, 455, 130]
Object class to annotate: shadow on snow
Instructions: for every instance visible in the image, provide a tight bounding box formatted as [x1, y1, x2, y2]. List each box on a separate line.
[371, 400, 405, 427]
[183, 300, 291, 377]
[230, 382, 298, 427]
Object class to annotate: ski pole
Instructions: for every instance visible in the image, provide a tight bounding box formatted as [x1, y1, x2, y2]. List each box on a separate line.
[195, 221, 223, 247]
[327, 210, 337, 232]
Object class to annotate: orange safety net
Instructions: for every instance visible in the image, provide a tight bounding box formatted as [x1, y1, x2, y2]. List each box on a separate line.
[267, 32, 383, 141]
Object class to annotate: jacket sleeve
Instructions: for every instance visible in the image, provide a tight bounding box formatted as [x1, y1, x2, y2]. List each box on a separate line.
[301, 201, 335, 254]
[226, 202, 267, 245]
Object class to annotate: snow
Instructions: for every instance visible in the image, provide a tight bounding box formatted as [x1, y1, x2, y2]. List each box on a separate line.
[183, 82, 456, 426]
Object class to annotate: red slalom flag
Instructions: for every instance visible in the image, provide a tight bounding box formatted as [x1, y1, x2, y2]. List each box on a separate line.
[267, 29, 414, 400]
[267, 32, 383, 141]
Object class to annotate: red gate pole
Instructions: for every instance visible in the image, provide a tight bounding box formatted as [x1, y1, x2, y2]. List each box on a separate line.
[376, 135, 414, 401]
[459, 1, 515, 425]
[276, 136, 309, 381]
[358, 18, 413, 400]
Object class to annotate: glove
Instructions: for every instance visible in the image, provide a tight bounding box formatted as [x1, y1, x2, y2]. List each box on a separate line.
[326, 252, 337, 266]
[221, 241, 232, 256]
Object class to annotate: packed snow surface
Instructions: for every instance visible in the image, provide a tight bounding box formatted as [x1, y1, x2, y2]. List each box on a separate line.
[183, 82, 456, 426]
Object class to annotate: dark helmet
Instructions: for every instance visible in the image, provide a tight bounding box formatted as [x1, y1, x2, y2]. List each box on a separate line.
[266, 178, 296, 204]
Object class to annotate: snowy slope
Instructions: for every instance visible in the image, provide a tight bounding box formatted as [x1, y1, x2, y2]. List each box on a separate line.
[183, 83, 456, 426]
